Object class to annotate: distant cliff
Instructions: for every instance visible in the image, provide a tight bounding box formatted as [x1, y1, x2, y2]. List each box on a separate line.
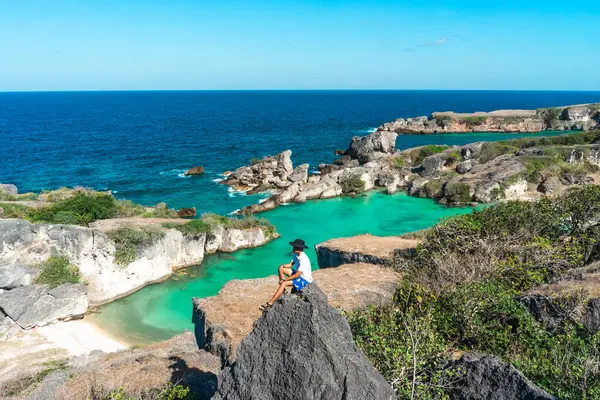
[378, 103, 600, 134]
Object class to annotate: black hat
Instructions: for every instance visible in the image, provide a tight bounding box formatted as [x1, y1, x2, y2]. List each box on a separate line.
[289, 238, 308, 249]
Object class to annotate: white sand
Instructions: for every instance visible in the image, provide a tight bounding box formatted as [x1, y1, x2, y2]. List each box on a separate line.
[36, 319, 127, 356]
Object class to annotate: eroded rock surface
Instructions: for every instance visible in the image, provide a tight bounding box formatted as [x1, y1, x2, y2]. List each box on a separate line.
[0, 263, 39, 289]
[448, 353, 556, 400]
[214, 284, 395, 400]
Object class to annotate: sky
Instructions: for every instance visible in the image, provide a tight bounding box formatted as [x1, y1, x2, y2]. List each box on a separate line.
[0, 0, 599, 91]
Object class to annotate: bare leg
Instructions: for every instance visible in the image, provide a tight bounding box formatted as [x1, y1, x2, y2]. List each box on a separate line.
[278, 265, 293, 280]
[268, 280, 293, 305]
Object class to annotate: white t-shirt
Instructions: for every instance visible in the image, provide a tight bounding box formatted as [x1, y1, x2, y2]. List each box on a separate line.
[292, 252, 313, 283]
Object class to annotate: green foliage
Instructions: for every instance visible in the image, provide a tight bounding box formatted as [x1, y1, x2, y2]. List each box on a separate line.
[34, 255, 81, 287]
[108, 226, 166, 266]
[0, 191, 39, 201]
[479, 142, 519, 163]
[339, 174, 366, 194]
[504, 131, 599, 149]
[93, 383, 192, 400]
[447, 150, 463, 163]
[0, 202, 30, 218]
[163, 213, 277, 239]
[116, 200, 147, 218]
[536, 107, 562, 125]
[460, 116, 487, 127]
[250, 157, 262, 165]
[28, 193, 119, 226]
[444, 182, 472, 204]
[149, 202, 179, 219]
[390, 156, 406, 169]
[409, 145, 450, 166]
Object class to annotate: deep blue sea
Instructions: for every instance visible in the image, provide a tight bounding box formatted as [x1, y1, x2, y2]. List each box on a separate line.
[1, 90, 600, 215]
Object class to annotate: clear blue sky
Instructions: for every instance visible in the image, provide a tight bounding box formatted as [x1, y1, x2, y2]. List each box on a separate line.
[1, 0, 598, 91]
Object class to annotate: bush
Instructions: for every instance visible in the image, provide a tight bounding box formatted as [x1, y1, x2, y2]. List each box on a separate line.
[28, 193, 119, 226]
[460, 116, 487, 127]
[339, 174, 366, 194]
[163, 213, 277, 239]
[421, 179, 444, 198]
[444, 182, 472, 204]
[0, 191, 38, 201]
[409, 145, 449, 165]
[390, 156, 406, 169]
[149, 202, 179, 219]
[108, 226, 166, 266]
[0, 203, 30, 218]
[35, 255, 81, 287]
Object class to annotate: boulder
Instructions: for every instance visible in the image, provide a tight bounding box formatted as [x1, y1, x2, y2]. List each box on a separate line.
[223, 150, 294, 190]
[320, 183, 343, 199]
[0, 264, 39, 289]
[184, 166, 205, 176]
[0, 283, 88, 329]
[176, 207, 197, 217]
[0, 184, 17, 195]
[378, 171, 402, 194]
[421, 154, 447, 175]
[456, 160, 473, 174]
[346, 131, 398, 164]
[276, 182, 300, 204]
[448, 353, 556, 400]
[288, 163, 309, 183]
[516, 295, 566, 333]
[560, 106, 591, 123]
[214, 284, 395, 400]
[537, 177, 563, 195]
[473, 181, 501, 203]
[408, 177, 428, 196]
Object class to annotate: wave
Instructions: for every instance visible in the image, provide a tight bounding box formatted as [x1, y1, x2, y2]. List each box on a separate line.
[228, 187, 247, 198]
[355, 127, 377, 134]
[228, 208, 241, 215]
[159, 169, 190, 179]
[211, 177, 224, 183]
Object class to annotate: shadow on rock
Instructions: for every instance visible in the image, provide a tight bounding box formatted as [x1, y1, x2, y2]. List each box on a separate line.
[168, 356, 218, 399]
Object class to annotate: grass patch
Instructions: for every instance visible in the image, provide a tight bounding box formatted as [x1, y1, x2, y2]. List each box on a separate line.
[0, 202, 31, 218]
[479, 142, 519, 163]
[91, 383, 192, 400]
[108, 226, 166, 266]
[447, 150, 463, 163]
[0, 191, 39, 201]
[339, 174, 366, 194]
[390, 156, 406, 169]
[163, 213, 277, 240]
[34, 255, 81, 288]
[28, 193, 119, 226]
[409, 145, 450, 165]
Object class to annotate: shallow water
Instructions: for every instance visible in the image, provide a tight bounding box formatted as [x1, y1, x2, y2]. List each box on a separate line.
[91, 191, 477, 343]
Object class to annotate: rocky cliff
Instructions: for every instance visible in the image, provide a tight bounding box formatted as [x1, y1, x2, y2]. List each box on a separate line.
[214, 283, 396, 400]
[0, 219, 274, 304]
[378, 103, 600, 134]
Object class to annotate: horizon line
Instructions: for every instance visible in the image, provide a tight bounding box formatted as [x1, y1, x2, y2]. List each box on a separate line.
[2, 88, 600, 94]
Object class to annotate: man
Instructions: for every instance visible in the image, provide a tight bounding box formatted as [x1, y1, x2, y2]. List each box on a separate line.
[260, 238, 313, 311]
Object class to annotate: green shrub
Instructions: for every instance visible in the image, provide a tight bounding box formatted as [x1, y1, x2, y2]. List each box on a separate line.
[116, 200, 146, 218]
[0, 191, 39, 201]
[409, 145, 449, 165]
[163, 213, 277, 239]
[0, 203, 30, 218]
[108, 226, 166, 266]
[421, 179, 444, 198]
[444, 182, 472, 204]
[390, 156, 406, 169]
[460, 116, 487, 127]
[28, 193, 119, 226]
[250, 158, 262, 165]
[536, 107, 562, 126]
[149, 202, 179, 219]
[447, 150, 463, 163]
[479, 142, 519, 163]
[35, 255, 81, 287]
[339, 174, 366, 194]
[52, 211, 80, 225]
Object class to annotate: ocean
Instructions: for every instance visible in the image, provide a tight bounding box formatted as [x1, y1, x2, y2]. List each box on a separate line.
[2, 90, 600, 342]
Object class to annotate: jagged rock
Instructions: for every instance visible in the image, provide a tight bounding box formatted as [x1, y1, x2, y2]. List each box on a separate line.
[184, 166, 205, 176]
[333, 155, 352, 166]
[214, 284, 395, 400]
[177, 207, 197, 217]
[288, 163, 309, 183]
[378, 171, 402, 194]
[421, 154, 447, 175]
[0, 184, 17, 195]
[462, 147, 473, 160]
[565, 149, 585, 163]
[223, 150, 294, 190]
[516, 148, 546, 157]
[537, 177, 563, 195]
[0, 264, 39, 289]
[320, 183, 343, 199]
[561, 106, 591, 122]
[448, 353, 556, 400]
[408, 177, 428, 196]
[276, 182, 300, 204]
[346, 131, 398, 164]
[456, 160, 473, 174]
[583, 298, 600, 333]
[0, 283, 88, 329]
[516, 295, 566, 332]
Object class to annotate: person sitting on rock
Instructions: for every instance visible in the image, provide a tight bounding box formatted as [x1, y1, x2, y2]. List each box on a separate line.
[260, 238, 313, 311]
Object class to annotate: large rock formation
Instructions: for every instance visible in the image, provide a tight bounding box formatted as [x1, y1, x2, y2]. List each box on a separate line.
[0, 283, 87, 329]
[0, 263, 39, 289]
[0, 184, 18, 196]
[315, 234, 419, 269]
[448, 353, 556, 400]
[0, 219, 274, 304]
[345, 130, 398, 163]
[214, 284, 395, 400]
[377, 104, 600, 134]
[193, 263, 401, 365]
[222, 150, 294, 191]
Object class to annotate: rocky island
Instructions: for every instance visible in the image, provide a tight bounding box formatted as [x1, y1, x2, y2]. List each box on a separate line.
[377, 103, 600, 134]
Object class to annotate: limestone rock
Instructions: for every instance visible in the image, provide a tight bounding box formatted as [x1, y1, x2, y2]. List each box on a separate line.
[516, 295, 567, 333]
[184, 166, 205, 176]
[0, 184, 17, 195]
[560, 106, 591, 123]
[537, 177, 563, 195]
[448, 353, 556, 400]
[320, 183, 343, 199]
[456, 160, 473, 174]
[473, 181, 501, 203]
[176, 207, 197, 217]
[421, 153, 447, 175]
[214, 284, 395, 400]
[0, 263, 39, 289]
[408, 177, 428, 196]
[223, 150, 294, 191]
[288, 163, 309, 183]
[0, 283, 88, 329]
[346, 131, 398, 164]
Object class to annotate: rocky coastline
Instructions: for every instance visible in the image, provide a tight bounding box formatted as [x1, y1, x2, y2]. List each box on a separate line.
[220, 129, 600, 215]
[377, 103, 600, 134]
